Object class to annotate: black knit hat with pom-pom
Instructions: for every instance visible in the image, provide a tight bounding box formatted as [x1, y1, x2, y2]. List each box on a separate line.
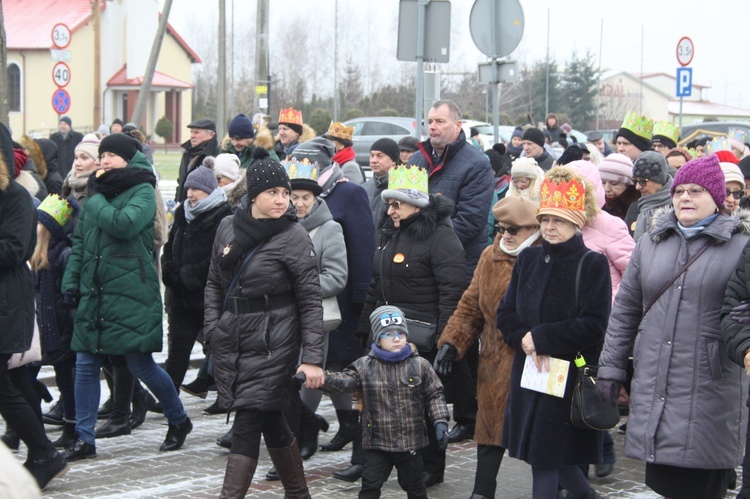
[246, 147, 291, 201]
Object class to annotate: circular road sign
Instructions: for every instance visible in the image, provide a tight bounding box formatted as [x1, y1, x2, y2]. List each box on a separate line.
[52, 89, 71, 115]
[676, 37, 694, 67]
[52, 62, 71, 87]
[469, 0, 525, 58]
[51, 23, 71, 49]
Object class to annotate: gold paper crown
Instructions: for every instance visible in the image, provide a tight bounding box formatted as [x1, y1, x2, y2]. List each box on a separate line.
[278, 107, 303, 126]
[325, 122, 354, 141]
[539, 178, 586, 212]
[388, 164, 428, 194]
[706, 137, 731, 154]
[621, 113, 654, 140]
[652, 121, 680, 144]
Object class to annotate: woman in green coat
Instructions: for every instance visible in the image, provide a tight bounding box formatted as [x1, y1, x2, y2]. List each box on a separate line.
[61, 134, 192, 461]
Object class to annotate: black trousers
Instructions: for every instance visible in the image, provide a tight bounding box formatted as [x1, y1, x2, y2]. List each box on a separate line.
[165, 307, 204, 390]
[360, 449, 427, 499]
[231, 409, 294, 460]
[739, 383, 750, 499]
[473, 444, 506, 497]
[0, 355, 49, 455]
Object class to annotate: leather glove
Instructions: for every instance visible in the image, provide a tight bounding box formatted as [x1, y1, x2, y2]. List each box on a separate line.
[596, 379, 621, 407]
[731, 300, 750, 324]
[435, 421, 449, 450]
[61, 289, 80, 309]
[433, 344, 457, 377]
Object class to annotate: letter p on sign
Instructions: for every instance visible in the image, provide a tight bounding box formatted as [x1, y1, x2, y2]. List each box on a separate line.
[676, 68, 692, 97]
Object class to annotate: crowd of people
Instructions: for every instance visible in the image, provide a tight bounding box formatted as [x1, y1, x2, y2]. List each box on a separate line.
[3, 100, 750, 499]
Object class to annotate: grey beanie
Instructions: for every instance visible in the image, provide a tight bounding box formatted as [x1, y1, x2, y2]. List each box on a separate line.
[370, 305, 409, 343]
[287, 137, 335, 170]
[185, 163, 219, 194]
[633, 151, 669, 185]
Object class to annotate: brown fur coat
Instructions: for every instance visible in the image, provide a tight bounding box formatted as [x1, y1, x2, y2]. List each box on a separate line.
[438, 233, 539, 446]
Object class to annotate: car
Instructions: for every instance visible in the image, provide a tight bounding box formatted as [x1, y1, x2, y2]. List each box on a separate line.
[583, 129, 618, 145]
[343, 117, 427, 166]
[678, 121, 750, 146]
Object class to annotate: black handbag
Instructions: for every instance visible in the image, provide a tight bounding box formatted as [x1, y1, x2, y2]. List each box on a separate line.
[568, 251, 620, 431]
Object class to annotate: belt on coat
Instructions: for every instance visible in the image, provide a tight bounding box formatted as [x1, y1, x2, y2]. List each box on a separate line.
[225, 290, 296, 314]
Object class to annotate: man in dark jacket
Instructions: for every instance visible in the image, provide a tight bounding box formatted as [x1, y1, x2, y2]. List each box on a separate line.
[407, 99, 494, 279]
[522, 127, 555, 171]
[175, 118, 220, 203]
[49, 116, 83, 178]
[362, 138, 400, 230]
[0, 123, 69, 489]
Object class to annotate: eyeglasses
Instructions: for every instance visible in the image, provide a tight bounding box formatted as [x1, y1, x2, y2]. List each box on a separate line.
[378, 331, 407, 340]
[634, 178, 650, 187]
[672, 187, 707, 198]
[495, 224, 532, 236]
[386, 200, 402, 210]
[379, 316, 403, 327]
[727, 189, 743, 200]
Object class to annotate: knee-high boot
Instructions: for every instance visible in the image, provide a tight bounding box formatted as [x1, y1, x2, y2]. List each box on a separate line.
[267, 439, 310, 499]
[95, 366, 134, 438]
[219, 453, 258, 499]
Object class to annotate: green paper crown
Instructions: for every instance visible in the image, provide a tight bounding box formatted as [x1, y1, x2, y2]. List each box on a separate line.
[388, 165, 428, 194]
[652, 121, 680, 144]
[38, 194, 74, 227]
[706, 137, 731, 154]
[621, 112, 654, 140]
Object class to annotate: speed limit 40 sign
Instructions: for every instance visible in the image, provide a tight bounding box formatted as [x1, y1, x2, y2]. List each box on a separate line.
[52, 62, 71, 87]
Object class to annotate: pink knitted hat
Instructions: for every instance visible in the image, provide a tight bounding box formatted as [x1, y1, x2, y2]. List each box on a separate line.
[671, 154, 726, 208]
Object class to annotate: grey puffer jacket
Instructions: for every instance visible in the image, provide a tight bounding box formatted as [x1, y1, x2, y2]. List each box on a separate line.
[298, 198, 348, 301]
[204, 216, 325, 411]
[599, 206, 750, 469]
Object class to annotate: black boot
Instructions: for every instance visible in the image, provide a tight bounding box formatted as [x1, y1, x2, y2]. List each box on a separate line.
[1, 426, 20, 451]
[204, 398, 228, 415]
[51, 421, 77, 449]
[217, 428, 233, 449]
[332, 464, 364, 482]
[298, 414, 328, 460]
[267, 439, 310, 498]
[181, 358, 213, 399]
[160, 417, 192, 451]
[96, 366, 134, 439]
[130, 385, 156, 430]
[24, 443, 69, 490]
[61, 438, 96, 462]
[320, 410, 359, 452]
[332, 422, 364, 482]
[220, 453, 258, 498]
[42, 400, 64, 426]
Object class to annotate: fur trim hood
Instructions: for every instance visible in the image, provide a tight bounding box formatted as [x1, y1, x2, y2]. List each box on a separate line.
[274, 123, 316, 145]
[19, 136, 48, 180]
[648, 205, 750, 243]
[221, 125, 282, 154]
[382, 194, 455, 242]
[544, 165, 600, 222]
[0, 147, 9, 192]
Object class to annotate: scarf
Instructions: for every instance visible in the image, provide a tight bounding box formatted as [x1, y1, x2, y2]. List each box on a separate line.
[333, 147, 356, 167]
[507, 144, 523, 158]
[634, 176, 673, 240]
[65, 170, 93, 201]
[218, 207, 294, 271]
[371, 342, 414, 363]
[88, 167, 157, 200]
[499, 229, 541, 257]
[677, 213, 719, 239]
[494, 175, 510, 195]
[184, 188, 227, 223]
[318, 164, 349, 198]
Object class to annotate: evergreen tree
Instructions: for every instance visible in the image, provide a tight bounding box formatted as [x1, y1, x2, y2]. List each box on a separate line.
[561, 51, 600, 130]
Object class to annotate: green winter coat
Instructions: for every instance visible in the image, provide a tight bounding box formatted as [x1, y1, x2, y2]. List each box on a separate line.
[62, 151, 162, 354]
[222, 141, 279, 169]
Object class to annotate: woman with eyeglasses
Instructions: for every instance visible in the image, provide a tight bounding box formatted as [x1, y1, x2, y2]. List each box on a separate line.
[497, 167, 611, 499]
[507, 157, 545, 203]
[356, 165, 467, 487]
[598, 154, 750, 499]
[720, 161, 745, 213]
[434, 196, 540, 498]
[598, 153, 640, 221]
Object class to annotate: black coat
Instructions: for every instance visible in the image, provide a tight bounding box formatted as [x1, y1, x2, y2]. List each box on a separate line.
[496, 234, 611, 467]
[175, 138, 220, 203]
[357, 195, 467, 349]
[162, 200, 233, 312]
[48, 130, 83, 178]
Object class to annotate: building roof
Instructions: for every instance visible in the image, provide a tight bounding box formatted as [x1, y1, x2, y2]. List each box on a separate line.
[667, 100, 750, 118]
[107, 65, 194, 89]
[634, 72, 709, 90]
[4, 0, 201, 63]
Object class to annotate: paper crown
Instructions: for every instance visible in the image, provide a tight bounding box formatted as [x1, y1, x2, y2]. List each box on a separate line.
[706, 137, 731, 154]
[729, 128, 747, 145]
[284, 157, 319, 181]
[539, 178, 586, 212]
[620, 113, 654, 140]
[278, 107, 303, 126]
[325, 122, 354, 141]
[37, 194, 75, 230]
[388, 164, 428, 194]
[652, 121, 680, 144]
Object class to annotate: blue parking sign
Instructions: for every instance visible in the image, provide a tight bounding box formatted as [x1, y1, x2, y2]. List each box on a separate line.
[676, 68, 692, 97]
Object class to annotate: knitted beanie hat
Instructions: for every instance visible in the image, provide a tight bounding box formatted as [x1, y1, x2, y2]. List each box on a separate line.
[511, 127, 524, 140]
[59, 116, 72, 127]
[99, 133, 142, 162]
[246, 147, 291, 201]
[720, 162, 744, 188]
[370, 138, 400, 164]
[370, 305, 409, 344]
[633, 151, 669, 185]
[288, 137, 336, 171]
[598, 153, 634, 184]
[38, 194, 79, 240]
[185, 161, 219, 194]
[75, 133, 101, 161]
[522, 128, 545, 148]
[511, 157, 540, 179]
[213, 153, 241, 182]
[714, 150, 739, 165]
[739, 156, 750, 180]
[672, 154, 726, 209]
[228, 114, 255, 139]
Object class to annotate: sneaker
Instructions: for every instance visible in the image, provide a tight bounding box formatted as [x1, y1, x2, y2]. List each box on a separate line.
[61, 438, 96, 462]
[24, 448, 69, 490]
[160, 417, 192, 452]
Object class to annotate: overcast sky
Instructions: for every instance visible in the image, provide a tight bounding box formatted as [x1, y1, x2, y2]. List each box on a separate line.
[162, 0, 750, 111]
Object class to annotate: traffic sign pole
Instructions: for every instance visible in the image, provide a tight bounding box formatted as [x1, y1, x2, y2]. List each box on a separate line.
[676, 37, 694, 130]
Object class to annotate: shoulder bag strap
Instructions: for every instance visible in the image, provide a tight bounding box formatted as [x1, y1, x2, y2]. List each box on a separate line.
[222, 244, 261, 312]
[641, 241, 712, 319]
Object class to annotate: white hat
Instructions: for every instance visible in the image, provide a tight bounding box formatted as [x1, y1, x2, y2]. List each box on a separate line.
[721, 162, 744, 187]
[213, 153, 240, 182]
[598, 153, 634, 185]
[511, 157, 539, 179]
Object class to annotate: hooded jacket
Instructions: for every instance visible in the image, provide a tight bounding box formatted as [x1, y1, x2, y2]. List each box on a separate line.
[600, 207, 750, 469]
[357, 195, 467, 347]
[407, 130, 494, 278]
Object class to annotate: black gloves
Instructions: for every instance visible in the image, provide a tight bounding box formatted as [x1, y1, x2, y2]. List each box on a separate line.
[435, 421, 449, 450]
[433, 344, 457, 377]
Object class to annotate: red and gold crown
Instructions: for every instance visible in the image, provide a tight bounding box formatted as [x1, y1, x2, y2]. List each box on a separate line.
[278, 107, 303, 126]
[325, 122, 354, 141]
[539, 178, 586, 212]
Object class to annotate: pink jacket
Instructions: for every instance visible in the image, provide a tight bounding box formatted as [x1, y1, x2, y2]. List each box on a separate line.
[571, 161, 635, 301]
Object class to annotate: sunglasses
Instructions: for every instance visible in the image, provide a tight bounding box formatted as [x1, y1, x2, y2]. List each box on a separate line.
[386, 200, 402, 210]
[727, 189, 743, 200]
[495, 224, 532, 236]
[634, 178, 650, 187]
[379, 331, 407, 340]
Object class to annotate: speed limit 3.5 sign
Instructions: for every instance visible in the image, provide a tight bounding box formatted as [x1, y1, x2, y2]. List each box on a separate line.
[676, 37, 694, 67]
[51, 24, 71, 49]
[52, 62, 71, 87]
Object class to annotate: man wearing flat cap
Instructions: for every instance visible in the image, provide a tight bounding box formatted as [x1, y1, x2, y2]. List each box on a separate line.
[587, 131, 613, 157]
[176, 118, 220, 203]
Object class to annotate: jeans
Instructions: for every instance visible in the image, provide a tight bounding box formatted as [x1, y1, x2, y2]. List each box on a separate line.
[360, 449, 426, 499]
[75, 352, 187, 445]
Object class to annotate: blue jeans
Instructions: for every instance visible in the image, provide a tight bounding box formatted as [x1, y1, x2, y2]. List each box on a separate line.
[75, 352, 187, 445]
